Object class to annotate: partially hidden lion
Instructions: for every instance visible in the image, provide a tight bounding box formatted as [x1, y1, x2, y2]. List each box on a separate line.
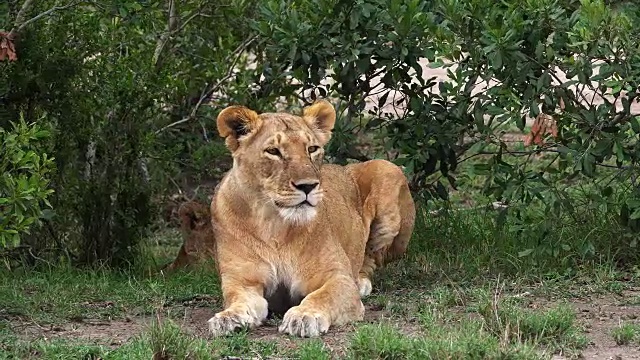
[161, 200, 216, 272]
[208, 99, 416, 338]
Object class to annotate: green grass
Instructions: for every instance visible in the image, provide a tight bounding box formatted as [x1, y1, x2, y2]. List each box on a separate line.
[477, 299, 587, 353]
[0, 263, 220, 324]
[1, 319, 285, 359]
[350, 322, 543, 359]
[611, 323, 640, 345]
[2, 315, 579, 359]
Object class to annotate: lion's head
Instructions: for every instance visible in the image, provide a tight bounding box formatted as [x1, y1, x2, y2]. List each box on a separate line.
[216, 100, 336, 224]
[178, 200, 211, 236]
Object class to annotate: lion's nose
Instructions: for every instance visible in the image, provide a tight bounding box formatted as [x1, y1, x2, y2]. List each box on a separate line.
[292, 181, 319, 195]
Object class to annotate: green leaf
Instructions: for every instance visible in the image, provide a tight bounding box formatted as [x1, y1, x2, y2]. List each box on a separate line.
[630, 116, 640, 134]
[613, 141, 625, 163]
[435, 181, 448, 201]
[287, 44, 298, 62]
[518, 249, 534, 258]
[364, 117, 385, 130]
[471, 163, 492, 175]
[486, 105, 504, 116]
[582, 153, 595, 177]
[377, 92, 389, 110]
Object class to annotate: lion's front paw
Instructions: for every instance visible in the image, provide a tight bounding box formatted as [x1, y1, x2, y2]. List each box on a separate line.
[278, 306, 330, 337]
[208, 309, 262, 337]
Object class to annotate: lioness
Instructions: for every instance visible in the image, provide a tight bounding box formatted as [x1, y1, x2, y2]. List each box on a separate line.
[161, 200, 216, 272]
[209, 100, 415, 337]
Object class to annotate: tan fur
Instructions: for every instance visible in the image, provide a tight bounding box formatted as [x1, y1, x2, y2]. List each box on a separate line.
[161, 201, 216, 272]
[208, 100, 416, 338]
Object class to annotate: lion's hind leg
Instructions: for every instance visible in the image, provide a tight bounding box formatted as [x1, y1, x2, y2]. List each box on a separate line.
[358, 204, 402, 297]
[357, 164, 416, 298]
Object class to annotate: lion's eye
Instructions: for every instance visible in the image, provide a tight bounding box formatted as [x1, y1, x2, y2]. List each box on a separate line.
[265, 148, 282, 157]
[308, 146, 320, 154]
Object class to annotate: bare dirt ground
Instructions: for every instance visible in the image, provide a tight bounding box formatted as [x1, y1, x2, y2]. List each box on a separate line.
[10, 288, 640, 359]
[553, 289, 640, 360]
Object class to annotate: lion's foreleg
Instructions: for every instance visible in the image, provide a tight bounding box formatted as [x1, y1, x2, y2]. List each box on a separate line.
[278, 274, 364, 337]
[207, 278, 268, 337]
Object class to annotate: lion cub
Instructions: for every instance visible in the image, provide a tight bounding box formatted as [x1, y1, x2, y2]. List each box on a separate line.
[161, 200, 216, 272]
[208, 100, 415, 337]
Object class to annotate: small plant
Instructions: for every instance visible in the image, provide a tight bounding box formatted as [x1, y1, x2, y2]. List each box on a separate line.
[295, 340, 331, 360]
[479, 296, 587, 352]
[611, 323, 640, 345]
[148, 318, 191, 359]
[350, 324, 415, 359]
[432, 286, 460, 309]
[0, 115, 55, 248]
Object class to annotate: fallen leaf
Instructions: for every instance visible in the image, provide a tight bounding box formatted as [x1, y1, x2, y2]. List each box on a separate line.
[0, 31, 17, 62]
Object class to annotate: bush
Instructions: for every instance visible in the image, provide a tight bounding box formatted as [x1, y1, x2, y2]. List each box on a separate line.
[254, 0, 640, 252]
[1, 0, 271, 267]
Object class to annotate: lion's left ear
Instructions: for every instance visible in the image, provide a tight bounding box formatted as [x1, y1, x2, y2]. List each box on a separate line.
[303, 100, 336, 145]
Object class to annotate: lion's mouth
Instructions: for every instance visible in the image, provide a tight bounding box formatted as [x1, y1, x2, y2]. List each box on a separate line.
[275, 200, 314, 208]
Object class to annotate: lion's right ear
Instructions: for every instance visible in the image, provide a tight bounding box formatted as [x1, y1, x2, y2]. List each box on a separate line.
[216, 106, 262, 152]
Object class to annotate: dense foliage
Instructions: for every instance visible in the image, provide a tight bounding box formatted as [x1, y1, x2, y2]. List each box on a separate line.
[1, 0, 638, 267]
[1, 0, 268, 266]
[255, 0, 640, 255]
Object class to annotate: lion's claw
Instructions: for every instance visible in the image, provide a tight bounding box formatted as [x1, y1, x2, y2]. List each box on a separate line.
[278, 306, 330, 337]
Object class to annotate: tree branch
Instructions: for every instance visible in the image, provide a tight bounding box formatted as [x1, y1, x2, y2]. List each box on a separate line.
[10, 0, 35, 33]
[153, 0, 178, 69]
[460, 147, 639, 171]
[10, 1, 80, 38]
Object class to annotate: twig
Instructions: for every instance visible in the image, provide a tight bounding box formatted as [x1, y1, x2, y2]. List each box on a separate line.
[471, 147, 639, 170]
[168, 176, 183, 195]
[10, 1, 80, 37]
[174, 8, 210, 34]
[153, 0, 178, 69]
[201, 122, 209, 142]
[155, 84, 209, 134]
[10, 0, 35, 33]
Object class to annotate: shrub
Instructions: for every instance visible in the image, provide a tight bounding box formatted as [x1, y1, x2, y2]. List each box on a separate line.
[254, 0, 640, 254]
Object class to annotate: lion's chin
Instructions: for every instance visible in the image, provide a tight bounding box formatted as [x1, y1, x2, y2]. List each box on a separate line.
[277, 205, 317, 225]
